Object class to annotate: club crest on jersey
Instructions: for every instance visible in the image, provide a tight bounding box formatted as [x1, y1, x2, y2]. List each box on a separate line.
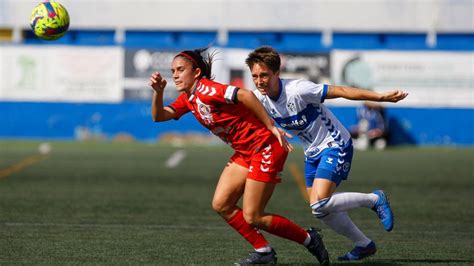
[196, 97, 214, 125]
[287, 102, 297, 113]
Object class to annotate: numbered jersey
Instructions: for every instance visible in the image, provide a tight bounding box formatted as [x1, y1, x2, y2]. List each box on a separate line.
[253, 79, 351, 157]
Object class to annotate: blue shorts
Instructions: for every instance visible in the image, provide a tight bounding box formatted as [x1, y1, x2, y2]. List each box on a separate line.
[304, 142, 353, 187]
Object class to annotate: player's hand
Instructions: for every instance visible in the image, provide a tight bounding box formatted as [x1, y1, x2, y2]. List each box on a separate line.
[380, 90, 408, 102]
[270, 126, 294, 152]
[149, 72, 167, 92]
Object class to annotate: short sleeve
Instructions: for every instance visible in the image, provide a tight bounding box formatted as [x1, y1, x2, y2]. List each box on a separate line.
[297, 80, 328, 104]
[200, 82, 239, 105]
[223, 85, 239, 104]
[168, 93, 190, 120]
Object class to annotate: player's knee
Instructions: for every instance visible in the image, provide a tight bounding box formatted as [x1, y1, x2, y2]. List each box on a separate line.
[310, 197, 331, 219]
[242, 211, 263, 228]
[211, 199, 233, 218]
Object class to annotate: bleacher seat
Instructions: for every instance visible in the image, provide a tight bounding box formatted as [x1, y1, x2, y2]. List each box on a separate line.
[332, 33, 383, 49]
[23, 29, 73, 44]
[383, 33, 428, 50]
[0, 28, 13, 42]
[17, 28, 474, 52]
[277, 32, 328, 53]
[75, 30, 115, 46]
[176, 31, 217, 49]
[227, 32, 280, 49]
[436, 33, 474, 50]
[124, 31, 176, 49]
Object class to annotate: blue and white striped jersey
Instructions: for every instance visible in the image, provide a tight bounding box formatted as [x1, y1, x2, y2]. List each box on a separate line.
[253, 79, 352, 157]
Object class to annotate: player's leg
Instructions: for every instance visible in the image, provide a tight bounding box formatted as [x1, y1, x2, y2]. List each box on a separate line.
[308, 173, 393, 231]
[212, 160, 246, 220]
[241, 141, 329, 265]
[215, 154, 276, 265]
[307, 145, 377, 216]
[242, 178, 328, 265]
[212, 158, 270, 253]
[312, 191, 391, 261]
[306, 145, 388, 261]
[312, 143, 393, 232]
[307, 178, 375, 258]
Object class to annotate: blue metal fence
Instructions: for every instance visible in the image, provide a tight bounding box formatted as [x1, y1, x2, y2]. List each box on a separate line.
[1, 102, 472, 145]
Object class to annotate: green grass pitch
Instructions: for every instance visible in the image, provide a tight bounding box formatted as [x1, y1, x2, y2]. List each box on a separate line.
[0, 140, 473, 265]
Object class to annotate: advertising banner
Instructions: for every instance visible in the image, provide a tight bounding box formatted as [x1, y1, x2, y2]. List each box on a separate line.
[214, 49, 330, 91]
[0, 46, 123, 102]
[124, 48, 331, 101]
[124, 49, 180, 101]
[331, 50, 474, 107]
[280, 52, 330, 84]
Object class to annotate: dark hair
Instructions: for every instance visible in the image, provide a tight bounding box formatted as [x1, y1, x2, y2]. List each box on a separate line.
[245, 46, 281, 73]
[175, 48, 215, 80]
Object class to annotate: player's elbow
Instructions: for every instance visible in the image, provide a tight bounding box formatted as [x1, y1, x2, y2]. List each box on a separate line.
[236, 88, 251, 103]
[152, 113, 165, 122]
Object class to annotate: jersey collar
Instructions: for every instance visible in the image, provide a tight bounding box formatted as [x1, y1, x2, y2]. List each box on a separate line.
[188, 79, 202, 101]
[269, 79, 283, 101]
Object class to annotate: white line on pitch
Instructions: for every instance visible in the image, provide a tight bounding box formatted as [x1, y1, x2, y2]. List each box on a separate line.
[165, 149, 187, 168]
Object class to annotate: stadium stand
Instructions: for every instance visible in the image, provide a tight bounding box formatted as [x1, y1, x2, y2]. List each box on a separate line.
[0, 0, 472, 145]
[17, 29, 474, 52]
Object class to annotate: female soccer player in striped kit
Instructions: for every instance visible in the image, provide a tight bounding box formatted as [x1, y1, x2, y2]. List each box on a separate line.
[246, 46, 408, 261]
[149, 48, 329, 265]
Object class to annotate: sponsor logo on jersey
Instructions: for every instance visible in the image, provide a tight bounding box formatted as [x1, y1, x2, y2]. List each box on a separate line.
[274, 104, 319, 130]
[280, 115, 308, 129]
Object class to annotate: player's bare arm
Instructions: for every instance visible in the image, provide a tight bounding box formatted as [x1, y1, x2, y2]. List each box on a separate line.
[236, 89, 293, 152]
[149, 71, 176, 122]
[326, 85, 408, 103]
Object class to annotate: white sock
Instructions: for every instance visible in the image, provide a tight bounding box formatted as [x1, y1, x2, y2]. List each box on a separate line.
[320, 212, 372, 247]
[303, 232, 311, 246]
[255, 245, 272, 253]
[317, 192, 378, 213]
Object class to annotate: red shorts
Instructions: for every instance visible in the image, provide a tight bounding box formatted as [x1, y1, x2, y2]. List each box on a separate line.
[230, 139, 288, 183]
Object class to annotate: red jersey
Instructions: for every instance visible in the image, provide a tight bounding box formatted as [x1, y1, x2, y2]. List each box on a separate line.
[169, 78, 273, 156]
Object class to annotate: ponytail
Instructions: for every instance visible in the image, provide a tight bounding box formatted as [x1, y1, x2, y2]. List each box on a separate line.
[175, 48, 216, 80]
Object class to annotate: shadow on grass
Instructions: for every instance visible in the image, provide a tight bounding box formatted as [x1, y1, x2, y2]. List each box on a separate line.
[276, 263, 401, 266]
[279, 258, 474, 265]
[386, 259, 474, 264]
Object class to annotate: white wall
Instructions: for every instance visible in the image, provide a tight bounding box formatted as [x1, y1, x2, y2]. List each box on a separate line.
[2, 0, 473, 32]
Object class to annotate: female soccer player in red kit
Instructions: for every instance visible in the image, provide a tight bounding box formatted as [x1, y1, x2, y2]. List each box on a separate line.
[149, 48, 329, 265]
